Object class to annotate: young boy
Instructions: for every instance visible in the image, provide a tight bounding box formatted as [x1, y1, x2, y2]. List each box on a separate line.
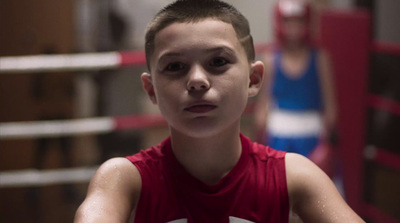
[74, 0, 364, 222]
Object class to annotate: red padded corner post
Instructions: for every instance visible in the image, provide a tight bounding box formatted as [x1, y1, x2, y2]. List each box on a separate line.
[319, 9, 371, 213]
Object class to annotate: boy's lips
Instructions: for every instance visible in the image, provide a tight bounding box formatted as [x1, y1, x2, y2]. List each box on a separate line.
[184, 101, 217, 113]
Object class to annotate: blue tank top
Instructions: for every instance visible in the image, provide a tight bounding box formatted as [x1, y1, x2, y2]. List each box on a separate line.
[271, 50, 322, 111]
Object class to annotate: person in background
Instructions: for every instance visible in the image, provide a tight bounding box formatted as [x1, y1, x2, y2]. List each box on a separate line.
[254, 0, 337, 175]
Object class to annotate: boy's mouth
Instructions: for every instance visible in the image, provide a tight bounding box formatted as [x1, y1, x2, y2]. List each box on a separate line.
[184, 102, 217, 113]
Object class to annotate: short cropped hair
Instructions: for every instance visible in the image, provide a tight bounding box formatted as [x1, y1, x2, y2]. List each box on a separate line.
[144, 0, 255, 71]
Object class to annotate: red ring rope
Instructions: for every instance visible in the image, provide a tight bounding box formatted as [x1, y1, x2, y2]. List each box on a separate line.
[361, 203, 399, 223]
[371, 41, 400, 56]
[368, 94, 400, 116]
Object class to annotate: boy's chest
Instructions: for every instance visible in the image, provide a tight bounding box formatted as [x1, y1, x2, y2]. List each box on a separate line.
[134, 167, 288, 223]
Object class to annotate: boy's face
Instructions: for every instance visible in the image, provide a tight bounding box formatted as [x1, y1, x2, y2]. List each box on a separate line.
[282, 16, 306, 43]
[141, 19, 263, 138]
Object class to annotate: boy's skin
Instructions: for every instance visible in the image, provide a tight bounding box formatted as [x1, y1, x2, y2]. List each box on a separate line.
[74, 17, 364, 223]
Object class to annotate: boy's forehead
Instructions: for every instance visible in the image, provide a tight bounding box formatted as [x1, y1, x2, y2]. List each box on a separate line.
[147, 18, 250, 70]
[153, 19, 241, 51]
[159, 19, 235, 36]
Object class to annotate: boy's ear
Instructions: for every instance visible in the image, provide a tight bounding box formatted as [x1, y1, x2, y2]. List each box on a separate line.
[248, 61, 264, 97]
[141, 72, 157, 104]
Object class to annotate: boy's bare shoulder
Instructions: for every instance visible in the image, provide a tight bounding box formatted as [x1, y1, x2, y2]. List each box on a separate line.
[92, 157, 141, 193]
[285, 153, 320, 194]
[74, 158, 141, 223]
[97, 157, 139, 175]
[285, 152, 338, 203]
[285, 152, 317, 175]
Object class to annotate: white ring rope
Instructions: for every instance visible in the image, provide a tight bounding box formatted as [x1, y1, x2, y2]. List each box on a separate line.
[0, 166, 98, 188]
[0, 114, 167, 139]
[0, 44, 270, 74]
[0, 117, 114, 139]
[0, 52, 121, 73]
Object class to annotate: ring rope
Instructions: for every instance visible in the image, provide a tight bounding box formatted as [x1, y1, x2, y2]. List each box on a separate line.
[0, 114, 166, 139]
[364, 145, 400, 171]
[368, 94, 400, 116]
[0, 51, 146, 73]
[371, 40, 400, 56]
[1, 41, 399, 74]
[1, 94, 399, 139]
[0, 45, 270, 74]
[1, 147, 397, 189]
[0, 166, 98, 188]
[361, 202, 399, 223]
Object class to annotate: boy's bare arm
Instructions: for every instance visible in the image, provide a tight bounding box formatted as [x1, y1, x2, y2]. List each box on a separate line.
[286, 153, 365, 223]
[74, 158, 141, 223]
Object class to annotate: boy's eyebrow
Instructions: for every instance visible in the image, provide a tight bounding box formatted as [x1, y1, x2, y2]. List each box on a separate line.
[158, 45, 237, 62]
[205, 46, 236, 55]
[157, 52, 183, 64]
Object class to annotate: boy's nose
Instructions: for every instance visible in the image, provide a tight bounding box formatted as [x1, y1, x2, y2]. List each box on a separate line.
[186, 66, 210, 91]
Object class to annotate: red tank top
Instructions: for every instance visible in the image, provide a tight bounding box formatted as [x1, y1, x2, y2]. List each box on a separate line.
[126, 134, 289, 223]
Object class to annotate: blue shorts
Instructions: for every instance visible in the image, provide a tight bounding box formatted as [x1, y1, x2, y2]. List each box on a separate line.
[266, 135, 319, 157]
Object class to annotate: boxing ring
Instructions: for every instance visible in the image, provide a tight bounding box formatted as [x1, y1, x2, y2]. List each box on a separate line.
[0, 10, 399, 223]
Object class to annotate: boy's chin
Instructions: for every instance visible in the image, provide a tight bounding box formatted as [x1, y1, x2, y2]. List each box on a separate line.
[170, 120, 238, 139]
[173, 126, 222, 139]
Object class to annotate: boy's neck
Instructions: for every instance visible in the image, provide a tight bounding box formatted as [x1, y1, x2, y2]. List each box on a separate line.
[169, 124, 242, 185]
[282, 44, 308, 58]
[282, 41, 308, 53]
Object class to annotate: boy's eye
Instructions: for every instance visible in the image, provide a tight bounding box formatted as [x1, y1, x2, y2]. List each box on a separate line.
[210, 57, 229, 67]
[165, 62, 185, 72]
